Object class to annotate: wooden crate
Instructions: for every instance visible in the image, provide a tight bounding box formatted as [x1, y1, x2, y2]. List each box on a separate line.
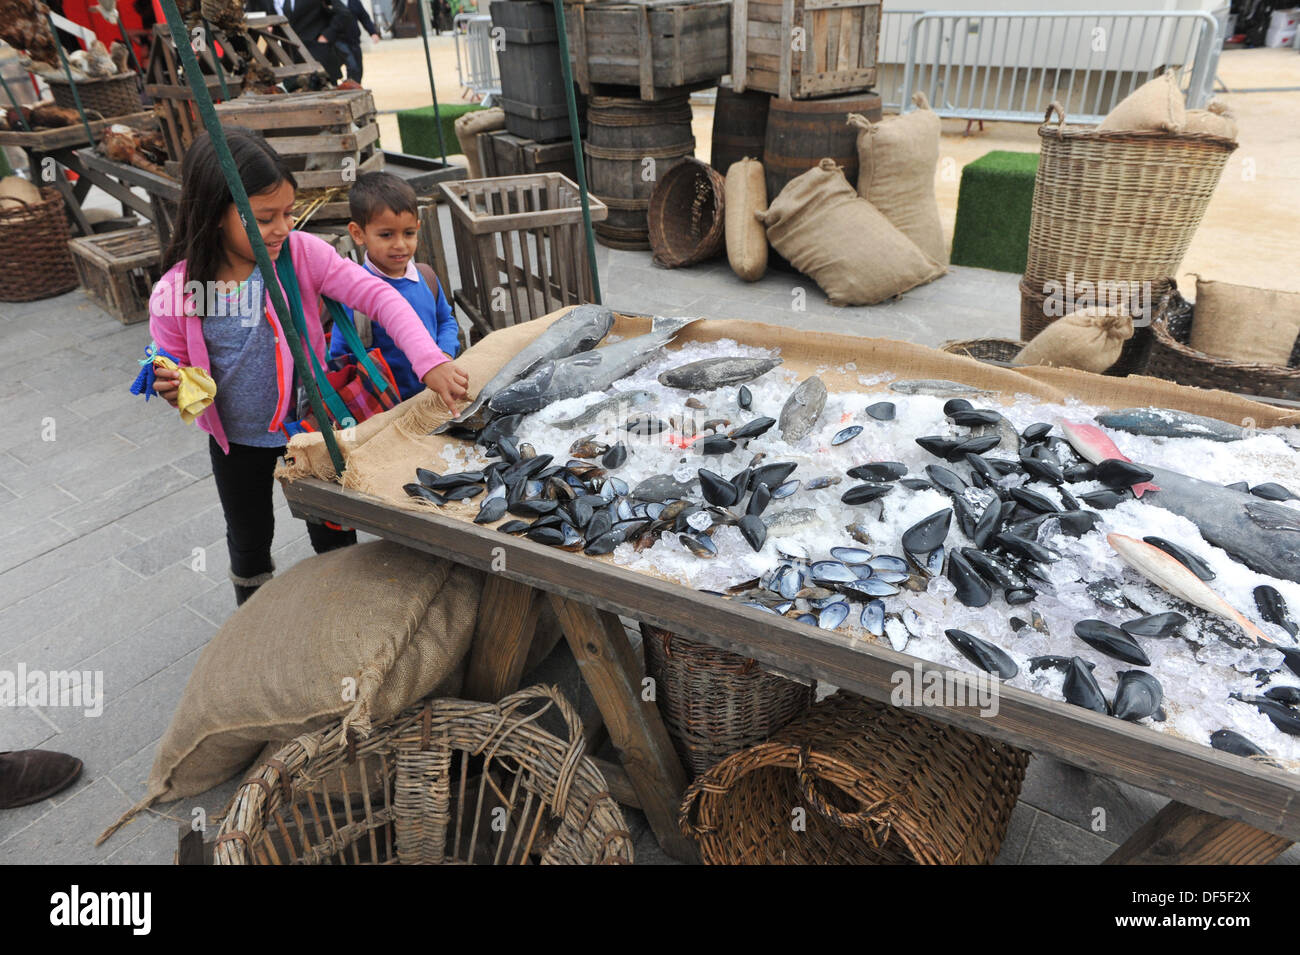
[214, 89, 382, 190]
[733, 0, 881, 100]
[68, 225, 163, 325]
[479, 130, 577, 181]
[439, 173, 608, 342]
[565, 0, 730, 101]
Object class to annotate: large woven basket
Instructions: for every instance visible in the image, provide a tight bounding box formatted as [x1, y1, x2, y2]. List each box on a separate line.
[1019, 276, 1167, 377]
[940, 338, 1026, 364]
[1145, 283, 1300, 402]
[0, 187, 78, 301]
[1025, 102, 1235, 290]
[213, 685, 634, 865]
[681, 692, 1030, 864]
[49, 72, 142, 120]
[647, 158, 726, 269]
[642, 624, 812, 778]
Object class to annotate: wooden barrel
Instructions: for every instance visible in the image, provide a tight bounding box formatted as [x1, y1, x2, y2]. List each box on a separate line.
[763, 93, 883, 201]
[710, 84, 771, 177]
[585, 95, 695, 250]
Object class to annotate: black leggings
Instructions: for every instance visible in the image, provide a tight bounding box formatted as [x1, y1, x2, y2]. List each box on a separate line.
[208, 436, 356, 582]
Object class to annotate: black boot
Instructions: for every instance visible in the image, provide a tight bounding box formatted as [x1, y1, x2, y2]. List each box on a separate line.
[231, 568, 274, 607]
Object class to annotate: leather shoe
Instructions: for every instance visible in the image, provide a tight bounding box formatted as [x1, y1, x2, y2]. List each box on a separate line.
[0, 750, 84, 809]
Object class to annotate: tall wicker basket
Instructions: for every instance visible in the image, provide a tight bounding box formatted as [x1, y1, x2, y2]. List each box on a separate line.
[1024, 102, 1235, 291]
[0, 187, 78, 302]
[213, 686, 635, 865]
[642, 624, 812, 778]
[48, 73, 142, 120]
[681, 692, 1030, 864]
[647, 158, 726, 269]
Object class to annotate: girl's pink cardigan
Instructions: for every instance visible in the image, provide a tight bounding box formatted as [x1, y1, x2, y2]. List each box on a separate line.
[148, 230, 448, 453]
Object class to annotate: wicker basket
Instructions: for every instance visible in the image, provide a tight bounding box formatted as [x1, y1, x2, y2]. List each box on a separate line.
[642, 624, 812, 778]
[1019, 276, 1166, 377]
[647, 157, 726, 269]
[1025, 102, 1235, 290]
[1145, 283, 1300, 402]
[48, 73, 142, 120]
[681, 692, 1030, 864]
[213, 685, 635, 865]
[940, 338, 1026, 364]
[0, 187, 78, 302]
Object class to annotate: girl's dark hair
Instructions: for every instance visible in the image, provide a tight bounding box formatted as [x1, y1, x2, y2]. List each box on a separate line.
[163, 126, 297, 289]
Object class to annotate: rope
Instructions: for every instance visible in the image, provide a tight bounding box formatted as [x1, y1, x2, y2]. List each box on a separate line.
[158, 0, 347, 476]
[44, 11, 95, 146]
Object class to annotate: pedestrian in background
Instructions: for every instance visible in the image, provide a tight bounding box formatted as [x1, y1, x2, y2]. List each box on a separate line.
[246, 0, 347, 83]
[337, 0, 380, 84]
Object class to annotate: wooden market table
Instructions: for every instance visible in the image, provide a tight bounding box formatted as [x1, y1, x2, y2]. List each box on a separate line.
[283, 476, 1300, 865]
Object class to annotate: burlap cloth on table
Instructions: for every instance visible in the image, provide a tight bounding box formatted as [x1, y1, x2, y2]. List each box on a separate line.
[275, 308, 1300, 510]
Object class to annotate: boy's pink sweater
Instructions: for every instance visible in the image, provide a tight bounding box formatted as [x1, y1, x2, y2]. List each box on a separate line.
[149, 230, 449, 453]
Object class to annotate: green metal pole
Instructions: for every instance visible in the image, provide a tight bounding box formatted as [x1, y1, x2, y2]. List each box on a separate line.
[45, 13, 96, 146]
[201, 19, 232, 102]
[416, 0, 448, 166]
[0, 71, 33, 131]
[158, 0, 348, 476]
[550, 0, 600, 304]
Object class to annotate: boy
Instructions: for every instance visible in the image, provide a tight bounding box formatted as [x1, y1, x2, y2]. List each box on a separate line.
[330, 172, 462, 398]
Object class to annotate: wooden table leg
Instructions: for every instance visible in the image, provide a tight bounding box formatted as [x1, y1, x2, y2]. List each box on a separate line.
[462, 576, 541, 702]
[549, 594, 698, 863]
[1104, 801, 1293, 865]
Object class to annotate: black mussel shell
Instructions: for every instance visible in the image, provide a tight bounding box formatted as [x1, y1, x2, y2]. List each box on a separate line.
[1010, 486, 1060, 514]
[943, 398, 973, 416]
[738, 513, 767, 551]
[1254, 584, 1298, 637]
[1209, 729, 1271, 760]
[404, 483, 445, 505]
[1142, 536, 1215, 581]
[971, 500, 1000, 550]
[751, 461, 798, 489]
[848, 461, 908, 482]
[902, 508, 952, 555]
[995, 532, 1060, 563]
[748, 482, 772, 517]
[698, 435, 737, 455]
[738, 385, 752, 409]
[925, 464, 968, 497]
[679, 532, 718, 559]
[1074, 619, 1150, 666]
[1120, 611, 1186, 638]
[1113, 670, 1163, 721]
[899, 478, 935, 491]
[584, 509, 614, 544]
[831, 425, 863, 445]
[602, 443, 628, 469]
[952, 495, 981, 539]
[1005, 588, 1037, 605]
[841, 482, 893, 505]
[441, 483, 484, 501]
[1063, 657, 1110, 714]
[865, 401, 896, 421]
[415, 467, 441, 488]
[945, 628, 1018, 679]
[1234, 696, 1300, 736]
[948, 408, 1002, 428]
[952, 434, 1001, 457]
[1028, 655, 1078, 673]
[1251, 482, 1297, 502]
[916, 435, 959, 459]
[1063, 463, 1097, 483]
[947, 550, 993, 608]
[624, 415, 669, 437]
[730, 467, 753, 502]
[961, 548, 1025, 589]
[699, 469, 740, 508]
[730, 416, 776, 440]
[1022, 422, 1052, 443]
[965, 453, 998, 486]
[1078, 488, 1128, 510]
[1096, 458, 1154, 488]
[1055, 509, 1102, 538]
[475, 496, 508, 524]
[1264, 685, 1300, 705]
[1019, 451, 1064, 485]
[508, 498, 559, 518]
[527, 525, 565, 545]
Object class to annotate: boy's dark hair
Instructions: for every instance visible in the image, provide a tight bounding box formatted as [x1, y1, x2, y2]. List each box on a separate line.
[349, 171, 419, 228]
[164, 127, 297, 289]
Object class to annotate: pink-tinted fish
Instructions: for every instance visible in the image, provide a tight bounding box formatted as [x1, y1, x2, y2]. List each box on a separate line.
[1061, 421, 1160, 498]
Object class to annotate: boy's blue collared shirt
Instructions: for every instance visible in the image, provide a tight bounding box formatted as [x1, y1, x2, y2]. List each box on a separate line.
[328, 252, 460, 398]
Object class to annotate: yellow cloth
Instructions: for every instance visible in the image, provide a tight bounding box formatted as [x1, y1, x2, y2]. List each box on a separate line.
[153, 356, 217, 425]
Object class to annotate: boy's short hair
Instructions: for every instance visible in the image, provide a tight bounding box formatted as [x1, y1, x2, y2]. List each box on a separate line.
[349, 171, 419, 228]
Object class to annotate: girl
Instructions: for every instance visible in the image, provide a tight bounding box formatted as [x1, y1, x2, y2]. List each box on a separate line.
[149, 128, 470, 605]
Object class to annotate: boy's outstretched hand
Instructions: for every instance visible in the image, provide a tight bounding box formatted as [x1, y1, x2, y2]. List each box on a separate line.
[422, 361, 471, 413]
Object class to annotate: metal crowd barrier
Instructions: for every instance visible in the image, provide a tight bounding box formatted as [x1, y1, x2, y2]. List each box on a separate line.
[885, 8, 1225, 123]
[454, 12, 501, 104]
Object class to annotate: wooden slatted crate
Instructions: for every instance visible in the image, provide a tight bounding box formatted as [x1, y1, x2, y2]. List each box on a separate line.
[565, 0, 730, 101]
[479, 130, 578, 181]
[733, 0, 881, 100]
[439, 173, 607, 342]
[213, 89, 383, 190]
[68, 225, 163, 325]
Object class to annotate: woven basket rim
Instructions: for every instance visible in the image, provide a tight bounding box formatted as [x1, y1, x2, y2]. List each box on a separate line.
[647, 157, 725, 268]
[47, 71, 139, 85]
[1152, 305, 1300, 379]
[1038, 123, 1238, 151]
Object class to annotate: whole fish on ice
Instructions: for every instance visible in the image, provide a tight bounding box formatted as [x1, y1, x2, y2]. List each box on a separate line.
[552, 389, 656, 430]
[889, 379, 994, 397]
[489, 315, 698, 415]
[658, 356, 782, 390]
[1095, 408, 1248, 443]
[1060, 421, 1159, 497]
[435, 304, 615, 433]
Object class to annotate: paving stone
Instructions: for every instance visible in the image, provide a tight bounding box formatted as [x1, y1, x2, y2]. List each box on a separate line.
[1019, 754, 1168, 846]
[173, 447, 214, 479]
[0, 702, 59, 751]
[1018, 809, 1119, 865]
[993, 800, 1038, 865]
[98, 815, 174, 865]
[78, 605, 216, 703]
[114, 477, 220, 540]
[54, 465, 198, 537]
[116, 506, 229, 578]
[0, 522, 142, 613]
[0, 558, 143, 653]
[0, 776, 138, 864]
[0, 520, 76, 576]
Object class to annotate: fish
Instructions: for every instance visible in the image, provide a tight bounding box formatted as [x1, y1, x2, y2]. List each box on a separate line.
[1059, 421, 1159, 497]
[489, 315, 697, 415]
[658, 356, 782, 390]
[552, 389, 655, 430]
[889, 379, 994, 397]
[1138, 465, 1300, 586]
[1095, 408, 1248, 443]
[435, 304, 615, 432]
[1106, 533, 1269, 644]
[778, 376, 827, 442]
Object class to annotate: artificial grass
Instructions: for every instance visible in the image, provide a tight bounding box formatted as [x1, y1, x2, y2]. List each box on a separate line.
[949, 150, 1039, 274]
[397, 103, 486, 160]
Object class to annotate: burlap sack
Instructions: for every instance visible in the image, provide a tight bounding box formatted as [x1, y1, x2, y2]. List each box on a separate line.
[97, 541, 482, 844]
[1014, 308, 1134, 373]
[725, 157, 768, 282]
[757, 159, 944, 306]
[1098, 70, 1185, 133]
[848, 91, 947, 265]
[1189, 277, 1300, 366]
[1183, 100, 1238, 140]
[455, 107, 506, 179]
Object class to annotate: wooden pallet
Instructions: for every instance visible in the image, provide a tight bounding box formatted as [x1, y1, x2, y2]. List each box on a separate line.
[68, 225, 163, 325]
[214, 89, 382, 190]
[732, 0, 881, 100]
